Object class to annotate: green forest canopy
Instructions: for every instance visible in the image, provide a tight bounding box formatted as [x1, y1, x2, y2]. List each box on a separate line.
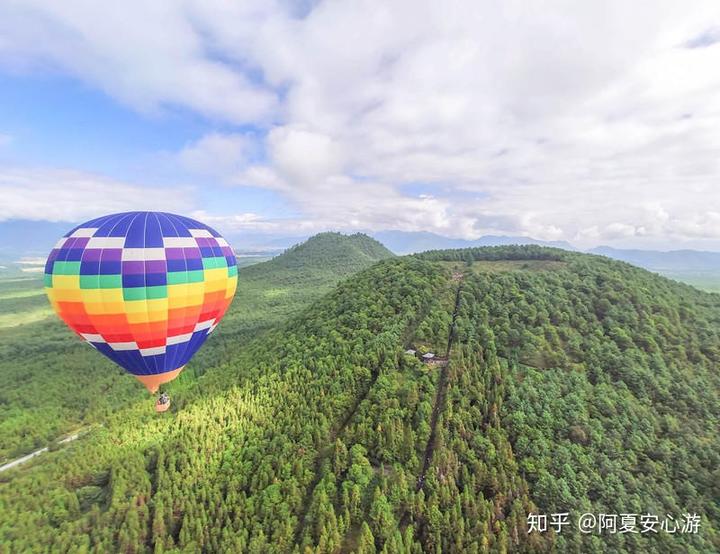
[0, 240, 718, 553]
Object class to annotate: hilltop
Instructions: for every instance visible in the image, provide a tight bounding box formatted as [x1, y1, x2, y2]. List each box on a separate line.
[1, 245, 718, 552]
[242, 232, 394, 283]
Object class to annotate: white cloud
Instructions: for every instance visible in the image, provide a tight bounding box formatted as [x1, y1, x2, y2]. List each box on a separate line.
[178, 133, 252, 176]
[0, 167, 193, 221]
[236, 166, 478, 238]
[14, 257, 45, 265]
[190, 210, 311, 234]
[2, 1, 720, 246]
[231, 0, 720, 246]
[0, 1, 277, 123]
[268, 127, 345, 184]
[14, 256, 45, 272]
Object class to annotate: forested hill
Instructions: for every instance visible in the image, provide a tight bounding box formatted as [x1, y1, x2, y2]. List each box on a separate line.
[1, 246, 719, 553]
[242, 232, 394, 284]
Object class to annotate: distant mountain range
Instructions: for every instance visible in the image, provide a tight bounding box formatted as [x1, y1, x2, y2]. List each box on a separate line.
[589, 246, 720, 272]
[371, 230, 575, 254]
[1, 220, 719, 289]
[588, 246, 720, 292]
[0, 220, 74, 262]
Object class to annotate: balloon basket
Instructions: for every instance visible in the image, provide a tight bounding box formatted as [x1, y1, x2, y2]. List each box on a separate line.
[155, 399, 171, 413]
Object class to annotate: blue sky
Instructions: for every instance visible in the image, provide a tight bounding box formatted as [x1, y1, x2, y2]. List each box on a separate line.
[1, 1, 720, 250]
[0, 74, 202, 171]
[0, 72, 293, 218]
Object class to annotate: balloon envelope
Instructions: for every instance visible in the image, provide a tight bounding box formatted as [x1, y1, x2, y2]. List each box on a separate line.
[44, 211, 238, 392]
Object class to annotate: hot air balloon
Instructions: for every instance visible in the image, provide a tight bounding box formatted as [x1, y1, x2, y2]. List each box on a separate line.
[44, 211, 238, 411]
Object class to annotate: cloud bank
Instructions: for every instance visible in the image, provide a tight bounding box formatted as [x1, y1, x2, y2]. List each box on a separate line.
[0, 168, 193, 221]
[1, 1, 720, 247]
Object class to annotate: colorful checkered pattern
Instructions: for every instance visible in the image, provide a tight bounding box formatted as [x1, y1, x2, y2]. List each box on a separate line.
[44, 212, 238, 378]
